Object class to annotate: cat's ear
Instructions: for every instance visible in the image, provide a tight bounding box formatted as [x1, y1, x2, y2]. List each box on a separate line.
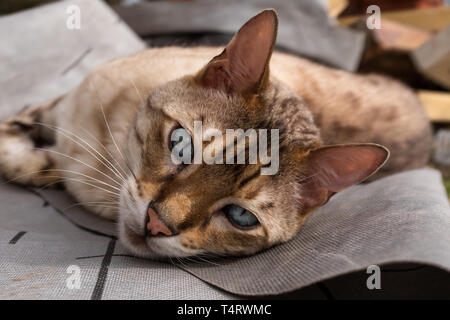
[198, 9, 278, 95]
[298, 144, 389, 209]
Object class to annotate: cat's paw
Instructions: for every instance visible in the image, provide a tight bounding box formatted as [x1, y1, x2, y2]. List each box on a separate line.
[0, 116, 59, 187]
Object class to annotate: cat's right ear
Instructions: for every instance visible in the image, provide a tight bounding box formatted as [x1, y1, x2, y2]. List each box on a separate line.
[197, 9, 278, 96]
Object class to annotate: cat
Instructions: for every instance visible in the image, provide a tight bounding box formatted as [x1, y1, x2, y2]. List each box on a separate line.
[0, 9, 431, 258]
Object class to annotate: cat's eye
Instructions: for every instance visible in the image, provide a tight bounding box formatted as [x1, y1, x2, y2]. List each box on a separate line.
[223, 205, 259, 229]
[169, 126, 194, 163]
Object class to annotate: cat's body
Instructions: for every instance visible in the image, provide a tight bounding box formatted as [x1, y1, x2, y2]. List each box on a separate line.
[0, 11, 431, 258]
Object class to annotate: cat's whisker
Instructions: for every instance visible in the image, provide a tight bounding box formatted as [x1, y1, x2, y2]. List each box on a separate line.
[79, 126, 129, 180]
[168, 256, 176, 267]
[199, 251, 227, 259]
[99, 102, 129, 172]
[32, 147, 122, 187]
[99, 101, 138, 182]
[64, 201, 125, 212]
[198, 251, 226, 259]
[64, 179, 121, 196]
[34, 122, 127, 184]
[36, 177, 106, 193]
[37, 178, 68, 191]
[1, 168, 121, 198]
[201, 252, 227, 264]
[0, 169, 53, 185]
[192, 254, 221, 266]
[181, 256, 198, 265]
[174, 256, 189, 269]
[32, 169, 120, 196]
[129, 77, 144, 105]
[64, 179, 120, 197]
[91, 82, 138, 182]
[62, 197, 125, 210]
[36, 179, 123, 214]
[37, 175, 121, 197]
[123, 150, 138, 182]
[50, 168, 122, 192]
[68, 198, 126, 212]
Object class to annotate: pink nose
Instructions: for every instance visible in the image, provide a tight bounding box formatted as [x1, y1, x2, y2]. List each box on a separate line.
[146, 206, 173, 236]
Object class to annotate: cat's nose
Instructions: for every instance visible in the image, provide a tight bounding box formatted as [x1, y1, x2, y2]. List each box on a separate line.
[146, 205, 173, 236]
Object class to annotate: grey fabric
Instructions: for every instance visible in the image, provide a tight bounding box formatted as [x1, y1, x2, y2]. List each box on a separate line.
[102, 243, 235, 300]
[115, 0, 365, 71]
[0, 0, 145, 119]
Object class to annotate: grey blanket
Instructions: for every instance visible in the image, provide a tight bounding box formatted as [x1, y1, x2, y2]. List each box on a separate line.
[1, 0, 449, 299]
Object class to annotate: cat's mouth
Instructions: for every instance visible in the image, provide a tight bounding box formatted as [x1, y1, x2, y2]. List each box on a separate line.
[122, 220, 173, 258]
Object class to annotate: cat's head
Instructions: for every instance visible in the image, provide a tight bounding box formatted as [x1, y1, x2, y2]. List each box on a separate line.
[118, 10, 389, 258]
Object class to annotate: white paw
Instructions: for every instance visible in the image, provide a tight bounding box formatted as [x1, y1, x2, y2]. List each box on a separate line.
[0, 125, 51, 185]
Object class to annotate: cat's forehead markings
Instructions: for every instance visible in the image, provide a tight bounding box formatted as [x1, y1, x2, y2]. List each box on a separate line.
[158, 106, 196, 132]
[237, 166, 261, 189]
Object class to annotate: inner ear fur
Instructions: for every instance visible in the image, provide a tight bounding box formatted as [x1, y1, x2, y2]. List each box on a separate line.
[298, 143, 389, 209]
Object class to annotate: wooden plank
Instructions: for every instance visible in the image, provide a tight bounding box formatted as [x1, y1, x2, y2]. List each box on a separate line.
[339, 7, 450, 32]
[327, 0, 349, 18]
[412, 26, 450, 90]
[355, 18, 436, 89]
[371, 19, 432, 51]
[341, 0, 445, 16]
[418, 90, 450, 122]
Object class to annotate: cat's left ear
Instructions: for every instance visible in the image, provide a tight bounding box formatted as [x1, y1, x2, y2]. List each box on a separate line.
[198, 9, 278, 96]
[297, 144, 389, 210]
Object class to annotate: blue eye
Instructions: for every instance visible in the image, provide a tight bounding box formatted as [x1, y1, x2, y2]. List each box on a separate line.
[223, 205, 259, 229]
